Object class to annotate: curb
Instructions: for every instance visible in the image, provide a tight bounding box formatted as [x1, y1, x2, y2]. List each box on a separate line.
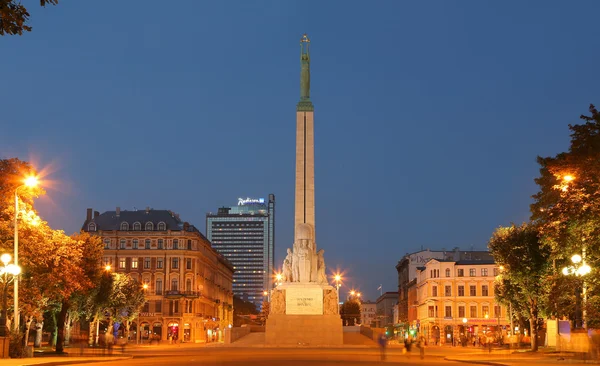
[444, 357, 509, 366]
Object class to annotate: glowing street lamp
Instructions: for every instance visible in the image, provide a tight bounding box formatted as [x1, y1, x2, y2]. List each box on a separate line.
[275, 273, 283, 286]
[562, 252, 592, 328]
[13, 175, 39, 331]
[333, 274, 342, 304]
[0, 254, 21, 335]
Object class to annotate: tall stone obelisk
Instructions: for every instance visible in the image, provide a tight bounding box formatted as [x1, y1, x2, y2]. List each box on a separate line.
[265, 34, 342, 346]
[295, 34, 316, 244]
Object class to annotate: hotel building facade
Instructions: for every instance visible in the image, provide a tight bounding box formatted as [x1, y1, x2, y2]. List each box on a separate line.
[83, 207, 234, 343]
[206, 195, 275, 308]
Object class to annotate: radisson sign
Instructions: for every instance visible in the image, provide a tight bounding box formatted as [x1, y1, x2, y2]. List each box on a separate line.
[238, 197, 265, 206]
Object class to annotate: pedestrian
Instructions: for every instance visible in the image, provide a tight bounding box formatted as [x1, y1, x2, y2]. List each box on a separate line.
[418, 335, 425, 360]
[378, 333, 388, 361]
[104, 331, 114, 355]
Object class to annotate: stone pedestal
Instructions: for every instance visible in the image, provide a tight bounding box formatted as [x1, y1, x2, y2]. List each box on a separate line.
[266, 314, 343, 346]
[265, 283, 342, 346]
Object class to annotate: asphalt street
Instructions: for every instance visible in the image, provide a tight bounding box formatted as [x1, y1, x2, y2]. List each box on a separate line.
[76, 348, 458, 366]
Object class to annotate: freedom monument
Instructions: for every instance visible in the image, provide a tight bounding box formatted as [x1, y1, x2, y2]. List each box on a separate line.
[265, 34, 343, 346]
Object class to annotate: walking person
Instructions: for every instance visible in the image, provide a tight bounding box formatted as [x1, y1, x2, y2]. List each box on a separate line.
[378, 333, 388, 361]
[418, 335, 426, 360]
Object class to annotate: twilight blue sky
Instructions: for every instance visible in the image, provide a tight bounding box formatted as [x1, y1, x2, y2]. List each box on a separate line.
[2, 1, 599, 301]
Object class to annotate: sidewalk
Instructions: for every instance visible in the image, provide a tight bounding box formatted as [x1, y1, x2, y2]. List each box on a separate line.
[444, 348, 600, 365]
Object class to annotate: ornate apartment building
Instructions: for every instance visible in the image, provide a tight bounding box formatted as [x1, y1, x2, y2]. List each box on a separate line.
[83, 207, 234, 343]
[415, 258, 508, 345]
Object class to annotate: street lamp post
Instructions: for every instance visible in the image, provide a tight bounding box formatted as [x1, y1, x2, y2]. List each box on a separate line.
[0, 254, 21, 335]
[562, 252, 592, 329]
[13, 176, 38, 332]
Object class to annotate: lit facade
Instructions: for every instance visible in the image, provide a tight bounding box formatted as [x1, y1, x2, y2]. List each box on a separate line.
[375, 292, 398, 328]
[206, 195, 275, 308]
[83, 207, 234, 344]
[360, 301, 377, 327]
[415, 259, 507, 345]
[396, 249, 493, 329]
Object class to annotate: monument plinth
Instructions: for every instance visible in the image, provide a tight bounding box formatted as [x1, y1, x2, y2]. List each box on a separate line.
[265, 34, 343, 346]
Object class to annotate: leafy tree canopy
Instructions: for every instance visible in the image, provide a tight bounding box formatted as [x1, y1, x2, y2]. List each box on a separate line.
[0, 0, 58, 35]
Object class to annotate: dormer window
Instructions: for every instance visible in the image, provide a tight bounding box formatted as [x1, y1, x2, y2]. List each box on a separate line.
[120, 222, 129, 231]
[133, 222, 141, 231]
[88, 223, 96, 232]
[157, 222, 166, 231]
[145, 222, 154, 231]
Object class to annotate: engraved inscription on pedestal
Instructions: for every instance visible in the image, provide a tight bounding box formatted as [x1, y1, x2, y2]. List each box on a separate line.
[286, 287, 323, 315]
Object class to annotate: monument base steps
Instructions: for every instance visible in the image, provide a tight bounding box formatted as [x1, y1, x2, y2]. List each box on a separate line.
[265, 314, 343, 346]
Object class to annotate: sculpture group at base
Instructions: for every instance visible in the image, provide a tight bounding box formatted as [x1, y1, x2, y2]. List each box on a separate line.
[282, 223, 328, 285]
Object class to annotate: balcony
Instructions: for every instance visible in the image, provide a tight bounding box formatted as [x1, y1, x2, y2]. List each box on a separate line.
[164, 290, 183, 299]
[183, 291, 200, 299]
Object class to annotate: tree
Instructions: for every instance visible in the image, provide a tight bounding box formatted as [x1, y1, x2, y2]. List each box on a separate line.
[102, 273, 146, 341]
[0, 0, 58, 35]
[530, 104, 600, 328]
[488, 223, 551, 351]
[340, 300, 360, 326]
[0, 158, 102, 355]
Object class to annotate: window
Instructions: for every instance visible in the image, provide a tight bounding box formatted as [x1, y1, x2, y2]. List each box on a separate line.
[132, 239, 138, 249]
[131, 258, 138, 269]
[173, 239, 179, 250]
[157, 258, 163, 269]
[445, 268, 451, 277]
[144, 257, 151, 269]
[103, 239, 110, 249]
[133, 222, 141, 231]
[470, 305, 477, 318]
[458, 306, 465, 318]
[158, 239, 164, 249]
[120, 239, 126, 249]
[482, 305, 489, 317]
[481, 268, 488, 277]
[445, 306, 452, 318]
[469, 285, 476, 296]
[187, 240, 192, 250]
[145, 222, 154, 231]
[494, 305, 501, 317]
[186, 258, 192, 270]
[428, 306, 435, 317]
[493, 268, 499, 276]
[156, 279, 163, 295]
[186, 279, 192, 292]
[482, 285, 489, 296]
[157, 222, 166, 231]
[172, 258, 179, 269]
[444, 285, 451, 297]
[145, 239, 150, 249]
[120, 222, 129, 231]
[88, 223, 96, 231]
[432, 286, 438, 297]
[171, 279, 178, 291]
[155, 300, 162, 312]
[119, 258, 126, 269]
[457, 269, 464, 277]
[469, 268, 476, 277]
[458, 285, 465, 296]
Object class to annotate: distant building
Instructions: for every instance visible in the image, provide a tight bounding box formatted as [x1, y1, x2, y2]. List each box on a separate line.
[206, 195, 275, 308]
[415, 258, 508, 346]
[360, 301, 377, 327]
[83, 207, 233, 343]
[375, 292, 398, 328]
[396, 249, 493, 332]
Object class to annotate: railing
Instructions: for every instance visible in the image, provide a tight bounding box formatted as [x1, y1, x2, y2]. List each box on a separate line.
[182, 291, 200, 298]
[164, 290, 183, 298]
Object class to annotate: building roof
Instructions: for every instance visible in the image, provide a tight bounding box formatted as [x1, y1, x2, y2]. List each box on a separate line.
[83, 208, 209, 242]
[455, 259, 496, 265]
